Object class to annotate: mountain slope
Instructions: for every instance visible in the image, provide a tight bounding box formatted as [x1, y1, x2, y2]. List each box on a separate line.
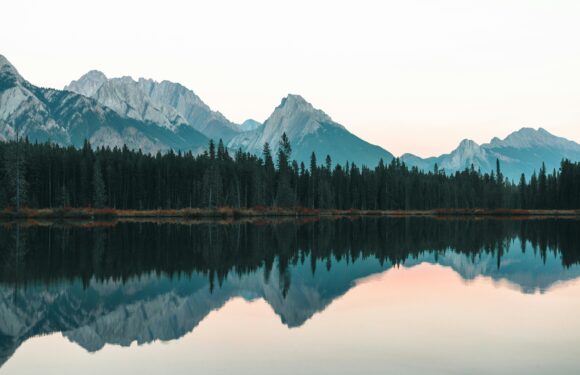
[229, 95, 394, 166]
[0, 55, 208, 154]
[484, 128, 580, 178]
[66, 72, 242, 142]
[401, 128, 580, 180]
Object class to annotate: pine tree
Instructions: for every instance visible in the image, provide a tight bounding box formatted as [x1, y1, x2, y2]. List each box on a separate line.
[93, 158, 107, 208]
[276, 133, 295, 207]
[2, 141, 28, 210]
[262, 142, 275, 206]
[538, 162, 547, 208]
[208, 140, 216, 160]
[277, 133, 292, 171]
[518, 174, 526, 208]
[325, 155, 332, 171]
[217, 139, 227, 161]
[309, 152, 318, 208]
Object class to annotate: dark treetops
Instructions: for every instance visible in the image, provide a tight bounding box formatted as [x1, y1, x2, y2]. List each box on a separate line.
[0, 135, 579, 210]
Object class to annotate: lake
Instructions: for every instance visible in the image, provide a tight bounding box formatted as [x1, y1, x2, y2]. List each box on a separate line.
[0, 217, 579, 374]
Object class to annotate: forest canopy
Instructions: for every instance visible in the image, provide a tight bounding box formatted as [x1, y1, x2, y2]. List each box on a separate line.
[0, 135, 579, 210]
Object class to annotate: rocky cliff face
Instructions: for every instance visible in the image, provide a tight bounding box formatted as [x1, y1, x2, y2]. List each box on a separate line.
[0, 55, 209, 154]
[66, 72, 242, 142]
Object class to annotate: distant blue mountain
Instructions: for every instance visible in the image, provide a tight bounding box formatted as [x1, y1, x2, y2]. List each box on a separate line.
[401, 128, 580, 180]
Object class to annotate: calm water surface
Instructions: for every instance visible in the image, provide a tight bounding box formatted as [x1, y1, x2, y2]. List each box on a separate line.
[0, 217, 579, 374]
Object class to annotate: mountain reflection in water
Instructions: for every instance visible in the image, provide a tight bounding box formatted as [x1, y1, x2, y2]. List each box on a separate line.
[0, 217, 579, 372]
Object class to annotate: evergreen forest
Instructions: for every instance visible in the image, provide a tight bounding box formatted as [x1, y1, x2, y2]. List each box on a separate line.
[0, 134, 579, 211]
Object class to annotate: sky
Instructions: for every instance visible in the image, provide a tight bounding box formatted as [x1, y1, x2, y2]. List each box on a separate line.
[2, 0, 580, 157]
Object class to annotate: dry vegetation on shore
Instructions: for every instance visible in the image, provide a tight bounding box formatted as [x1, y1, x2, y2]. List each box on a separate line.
[1, 207, 579, 220]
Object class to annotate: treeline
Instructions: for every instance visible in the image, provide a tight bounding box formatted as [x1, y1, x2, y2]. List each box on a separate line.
[0, 135, 579, 210]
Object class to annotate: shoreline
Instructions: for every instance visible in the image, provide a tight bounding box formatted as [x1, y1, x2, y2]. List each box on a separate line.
[1, 207, 579, 220]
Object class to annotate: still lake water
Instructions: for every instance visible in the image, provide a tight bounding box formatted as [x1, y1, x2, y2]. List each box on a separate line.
[0, 217, 580, 374]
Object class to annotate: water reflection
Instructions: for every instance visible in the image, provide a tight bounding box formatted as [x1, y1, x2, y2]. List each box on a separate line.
[0, 217, 579, 371]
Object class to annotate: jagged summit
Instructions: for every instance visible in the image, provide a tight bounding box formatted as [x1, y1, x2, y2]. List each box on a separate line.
[66, 72, 241, 141]
[65, 70, 107, 97]
[228, 94, 393, 166]
[275, 94, 333, 121]
[231, 94, 336, 153]
[278, 94, 312, 109]
[488, 127, 578, 150]
[269, 94, 336, 131]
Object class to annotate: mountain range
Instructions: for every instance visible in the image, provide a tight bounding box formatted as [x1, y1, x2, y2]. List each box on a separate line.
[65, 70, 242, 142]
[1, 53, 580, 177]
[0, 55, 210, 154]
[401, 128, 580, 180]
[64, 71, 394, 166]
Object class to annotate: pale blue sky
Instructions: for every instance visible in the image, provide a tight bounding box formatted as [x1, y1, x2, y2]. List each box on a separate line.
[2, 0, 580, 156]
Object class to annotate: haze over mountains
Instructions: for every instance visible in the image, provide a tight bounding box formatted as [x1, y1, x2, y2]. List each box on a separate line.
[1, 54, 580, 178]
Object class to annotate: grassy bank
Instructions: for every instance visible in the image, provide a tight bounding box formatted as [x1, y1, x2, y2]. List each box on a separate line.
[1, 207, 579, 220]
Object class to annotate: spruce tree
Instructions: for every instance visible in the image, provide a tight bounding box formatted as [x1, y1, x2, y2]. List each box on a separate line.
[93, 158, 107, 208]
